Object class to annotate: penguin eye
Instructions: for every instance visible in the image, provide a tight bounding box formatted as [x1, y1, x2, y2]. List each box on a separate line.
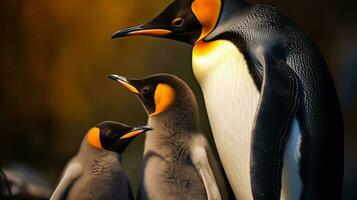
[141, 86, 150, 94]
[106, 131, 119, 138]
[171, 18, 184, 27]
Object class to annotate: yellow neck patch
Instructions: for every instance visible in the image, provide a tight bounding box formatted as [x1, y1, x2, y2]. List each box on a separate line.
[193, 40, 223, 57]
[87, 127, 102, 149]
[150, 83, 176, 116]
[192, 40, 240, 80]
[191, 0, 221, 42]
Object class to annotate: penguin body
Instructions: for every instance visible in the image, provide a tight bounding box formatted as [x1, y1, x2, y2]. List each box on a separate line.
[54, 144, 131, 200]
[194, 4, 343, 199]
[139, 124, 217, 200]
[112, 1, 344, 199]
[50, 121, 152, 200]
[110, 74, 230, 200]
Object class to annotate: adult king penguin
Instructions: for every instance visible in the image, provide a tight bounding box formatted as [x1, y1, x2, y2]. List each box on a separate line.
[111, 0, 344, 199]
[50, 121, 152, 200]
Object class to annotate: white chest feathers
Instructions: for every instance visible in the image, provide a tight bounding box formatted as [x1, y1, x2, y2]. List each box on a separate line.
[192, 40, 303, 200]
[192, 40, 260, 199]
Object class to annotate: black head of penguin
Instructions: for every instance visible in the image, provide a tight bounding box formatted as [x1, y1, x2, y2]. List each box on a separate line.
[86, 121, 152, 154]
[109, 74, 199, 129]
[111, 0, 223, 45]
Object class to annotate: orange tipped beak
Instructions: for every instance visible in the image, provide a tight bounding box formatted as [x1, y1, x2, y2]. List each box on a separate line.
[120, 126, 153, 139]
[127, 29, 172, 37]
[111, 24, 172, 39]
[109, 74, 139, 94]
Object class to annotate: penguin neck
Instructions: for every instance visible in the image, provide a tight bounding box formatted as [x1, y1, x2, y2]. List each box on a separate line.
[222, 0, 250, 17]
[223, 0, 249, 7]
[79, 138, 122, 164]
[202, 0, 250, 41]
[148, 106, 199, 134]
[148, 84, 199, 133]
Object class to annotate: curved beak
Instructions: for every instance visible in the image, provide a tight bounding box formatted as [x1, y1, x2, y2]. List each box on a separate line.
[109, 74, 140, 94]
[120, 126, 153, 139]
[111, 24, 172, 39]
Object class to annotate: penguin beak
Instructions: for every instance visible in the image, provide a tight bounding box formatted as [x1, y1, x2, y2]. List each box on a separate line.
[111, 24, 172, 39]
[109, 74, 156, 115]
[120, 126, 153, 139]
[109, 74, 140, 94]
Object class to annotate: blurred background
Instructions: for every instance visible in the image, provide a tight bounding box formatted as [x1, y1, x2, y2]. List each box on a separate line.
[0, 0, 356, 199]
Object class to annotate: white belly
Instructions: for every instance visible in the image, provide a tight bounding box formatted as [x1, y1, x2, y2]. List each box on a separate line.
[193, 40, 259, 199]
[192, 40, 302, 200]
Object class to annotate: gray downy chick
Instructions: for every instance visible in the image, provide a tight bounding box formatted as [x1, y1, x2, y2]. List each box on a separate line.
[50, 121, 152, 200]
[110, 74, 230, 200]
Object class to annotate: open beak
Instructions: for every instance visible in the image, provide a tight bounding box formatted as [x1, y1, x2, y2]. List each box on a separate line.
[111, 24, 172, 39]
[120, 126, 153, 139]
[109, 74, 140, 94]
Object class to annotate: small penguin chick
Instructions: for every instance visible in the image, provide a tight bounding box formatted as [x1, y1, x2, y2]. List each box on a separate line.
[50, 121, 152, 200]
[110, 74, 230, 200]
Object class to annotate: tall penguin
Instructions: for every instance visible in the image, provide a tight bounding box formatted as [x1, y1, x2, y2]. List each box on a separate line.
[111, 0, 344, 199]
[50, 121, 152, 200]
[109, 74, 230, 200]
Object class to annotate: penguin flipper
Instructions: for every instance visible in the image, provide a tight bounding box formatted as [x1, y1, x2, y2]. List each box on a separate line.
[250, 47, 299, 200]
[50, 159, 82, 200]
[190, 145, 222, 200]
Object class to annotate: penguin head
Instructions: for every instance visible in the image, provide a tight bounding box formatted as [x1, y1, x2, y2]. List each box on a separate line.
[111, 0, 221, 45]
[86, 121, 152, 153]
[109, 74, 198, 119]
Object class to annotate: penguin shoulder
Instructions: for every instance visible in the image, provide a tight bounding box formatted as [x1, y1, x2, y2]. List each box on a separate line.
[190, 133, 209, 148]
[206, 3, 294, 41]
[188, 133, 211, 165]
[247, 3, 297, 31]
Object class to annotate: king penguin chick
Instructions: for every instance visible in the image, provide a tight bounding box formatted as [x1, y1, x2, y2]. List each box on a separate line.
[109, 74, 230, 200]
[50, 121, 152, 200]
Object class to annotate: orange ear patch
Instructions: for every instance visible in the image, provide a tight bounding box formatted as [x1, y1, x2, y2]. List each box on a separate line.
[191, 0, 221, 42]
[87, 127, 102, 149]
[150, 83, 176, 116]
